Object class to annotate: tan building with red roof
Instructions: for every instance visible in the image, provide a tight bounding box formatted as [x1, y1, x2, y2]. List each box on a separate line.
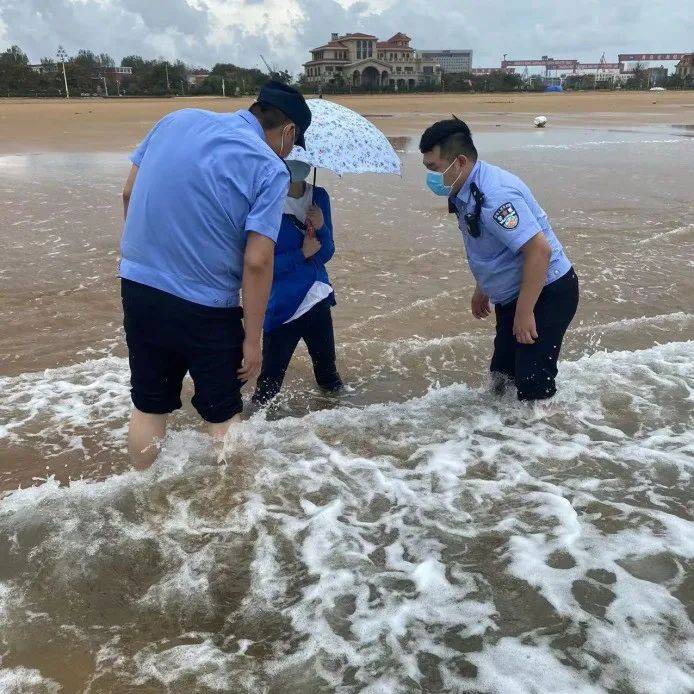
[676, 54, 693, 86]
[304, 32, 441, 89]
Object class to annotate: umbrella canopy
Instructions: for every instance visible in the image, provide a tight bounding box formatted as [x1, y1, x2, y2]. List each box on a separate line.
[288, 99, 401, 176]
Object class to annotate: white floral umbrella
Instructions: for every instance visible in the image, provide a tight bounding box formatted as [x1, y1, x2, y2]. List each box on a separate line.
[288, 99, 401, 176]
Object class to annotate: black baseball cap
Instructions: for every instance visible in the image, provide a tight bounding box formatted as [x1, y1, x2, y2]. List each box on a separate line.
[257, 80, 311, 150]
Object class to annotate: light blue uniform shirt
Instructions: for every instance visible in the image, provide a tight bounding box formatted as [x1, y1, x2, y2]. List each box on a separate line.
[451, 160, 571, 305]
[120, 109, 289, 307]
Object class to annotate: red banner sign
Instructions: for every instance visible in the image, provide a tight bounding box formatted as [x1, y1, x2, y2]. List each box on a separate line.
[578, 63, 621, 70]
[618, 53, 687, 62]
[546, 61, 579, 70]
[501, 59, 578, 69]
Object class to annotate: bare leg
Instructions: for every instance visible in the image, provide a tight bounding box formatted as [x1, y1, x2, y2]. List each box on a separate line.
[128, 409, 167, 469]
[207, 414, 242, 461]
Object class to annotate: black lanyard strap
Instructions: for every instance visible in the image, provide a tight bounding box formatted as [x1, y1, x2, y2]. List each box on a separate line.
[449, 182, 485, 238]
[465, 183, 485, 238]
[470, 182, 484, 207]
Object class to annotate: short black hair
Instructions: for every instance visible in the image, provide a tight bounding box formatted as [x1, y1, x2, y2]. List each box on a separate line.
[419, 116, 478, 161]
[249, 101, 291, 131]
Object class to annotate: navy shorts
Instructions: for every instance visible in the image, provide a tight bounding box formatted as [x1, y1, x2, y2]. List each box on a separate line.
[121, 279, 245, 423]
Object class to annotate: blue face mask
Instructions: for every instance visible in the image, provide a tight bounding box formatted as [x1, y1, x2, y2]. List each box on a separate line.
[426, 171, 452, 196]
[425, 159, 461, 196]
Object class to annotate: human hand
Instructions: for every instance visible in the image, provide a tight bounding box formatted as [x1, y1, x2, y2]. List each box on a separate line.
[306, 204, 324, 232]
[471, 286, 491, 319]
[302, 235, 322, 259]
[513, 310, 538, 344]
[237, 336, 261, 381]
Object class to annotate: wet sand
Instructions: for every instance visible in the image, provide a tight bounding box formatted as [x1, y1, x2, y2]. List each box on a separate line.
[1, 92, 692, 481]
[0, 93, 693, 692]
[1, 91, 693, 155]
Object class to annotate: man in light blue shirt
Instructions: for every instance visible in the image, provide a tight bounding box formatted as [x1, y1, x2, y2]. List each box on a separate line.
[121, 108, 290, 308]
[120, 81, 311, 467]
[420, 117, 579, 401]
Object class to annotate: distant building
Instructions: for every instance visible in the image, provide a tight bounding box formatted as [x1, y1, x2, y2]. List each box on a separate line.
[420, 50, 472, 74]
[676, 54, 694, 84]
[561, 65, 624, 84]
[187, 69, 210, 86]
[105, 66, 132, 77]
[471, 68, 506, 76]
[304, 32, 442, 89]
[646, 66, 668, 87]
[29, 63, 133, 85]
[104, 66, 132, 87]
[29, 63, 55, 74]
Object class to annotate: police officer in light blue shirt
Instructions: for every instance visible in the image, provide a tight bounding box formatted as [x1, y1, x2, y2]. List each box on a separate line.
[119, 81, 311, 467]
[420, 117, 579, 401]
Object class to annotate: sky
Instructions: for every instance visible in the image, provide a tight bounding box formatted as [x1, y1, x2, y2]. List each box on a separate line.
[0, 0, 691, 75]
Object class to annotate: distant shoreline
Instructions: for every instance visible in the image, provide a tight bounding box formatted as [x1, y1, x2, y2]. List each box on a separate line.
[1, 91, 692, 157]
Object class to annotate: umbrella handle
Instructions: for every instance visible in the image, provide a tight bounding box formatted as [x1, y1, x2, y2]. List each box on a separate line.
[306, 170, 317, 238]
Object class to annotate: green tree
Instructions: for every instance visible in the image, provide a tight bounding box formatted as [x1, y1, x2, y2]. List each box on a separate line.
[191, 63, 271, 96]
[121, 55, 147, 72]
[271, 68, 292, 85]
[167, 60, 188, 95]
[64, 50, 100, 94]
[583, 74, 596, 90]
[626, 62, 649, 90]
[116, 56, 184, 96]
[192, 74, 223, 95]
[467, 71, 523, 92]
[442, 72, 473, 92]
[98, 53, 115, 68]
[0, 45, 299, 97]
[0, 45, 29, 66]
[665, 73, 686, 90]
[212, 63, 269, 90]
[0, 45, 37, 96]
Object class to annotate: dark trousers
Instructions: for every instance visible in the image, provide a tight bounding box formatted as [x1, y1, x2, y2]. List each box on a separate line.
[491, 268, 579, 401]
[253, 298, 343, 405]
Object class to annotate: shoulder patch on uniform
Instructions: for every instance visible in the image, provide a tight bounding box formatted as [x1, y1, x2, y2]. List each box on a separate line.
[492, 202, 519, 230]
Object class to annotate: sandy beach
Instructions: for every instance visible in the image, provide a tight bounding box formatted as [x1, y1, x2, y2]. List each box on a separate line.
[0, 91, 692, 692]
[0, 91, 692, 154]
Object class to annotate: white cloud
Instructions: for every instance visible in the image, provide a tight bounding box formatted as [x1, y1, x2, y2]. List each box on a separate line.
[0, 0, 691, 75]
[332, 0, 395, 11]
[203, 0, 306, 65]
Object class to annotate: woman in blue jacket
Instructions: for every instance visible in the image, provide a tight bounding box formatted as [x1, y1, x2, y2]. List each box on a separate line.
[252, 159, 343, 405]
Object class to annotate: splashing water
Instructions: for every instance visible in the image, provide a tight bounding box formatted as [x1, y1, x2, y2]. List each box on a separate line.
[1, 118, 693, 692]
[0, 342, 692, 692]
